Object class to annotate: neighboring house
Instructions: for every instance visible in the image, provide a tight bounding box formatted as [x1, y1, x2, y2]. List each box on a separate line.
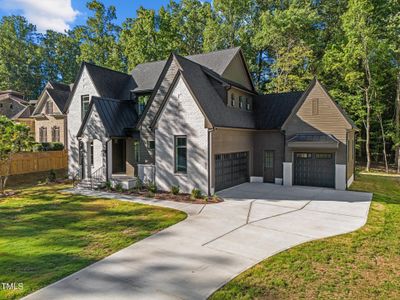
[32, 82, 72, 145]
[67, 47, 357, 193]
[0, 90, 32, 119]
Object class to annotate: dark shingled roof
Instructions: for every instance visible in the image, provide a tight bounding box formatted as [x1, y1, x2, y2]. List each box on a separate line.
[288, 133, 339, 143]
[84, 63, 132, 99]
[47, 88, 70, 113]
[131, 47, 241, 93]
[49, 81, 71, 92]
[254, 92, 304, 129]
[78, 97, 139, 138]
[172, 54, 256, 129]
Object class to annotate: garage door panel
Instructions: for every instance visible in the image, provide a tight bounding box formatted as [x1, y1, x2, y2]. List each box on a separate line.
[215, 152, 249, 191]
[294, 152, 334, 188]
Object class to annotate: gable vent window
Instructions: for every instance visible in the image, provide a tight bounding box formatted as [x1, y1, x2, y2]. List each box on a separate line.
[52, 126, 60, 142]
[230, 93, 235, 107]
[81, 95, 90, 121]
[46, 101, 54, 114]
[239, 96, 244, 109]
[312, 98, 319, 115]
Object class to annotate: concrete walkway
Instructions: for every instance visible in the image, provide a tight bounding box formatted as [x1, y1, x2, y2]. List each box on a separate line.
[23, 183, 372, 300]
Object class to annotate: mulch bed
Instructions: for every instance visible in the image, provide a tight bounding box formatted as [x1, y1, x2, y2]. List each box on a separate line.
[103, 189, 223, 204]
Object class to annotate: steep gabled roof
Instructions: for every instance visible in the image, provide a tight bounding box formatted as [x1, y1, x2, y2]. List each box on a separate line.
[131, 47, 243, 93]
[151, 54, 256, 129]
[47, 88, 70, 113]
[254, 91, 304, 129]
[78, 97, 139, 138]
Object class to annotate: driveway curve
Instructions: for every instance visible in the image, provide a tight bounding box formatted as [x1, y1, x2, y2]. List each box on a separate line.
[23, 183, 372, 300]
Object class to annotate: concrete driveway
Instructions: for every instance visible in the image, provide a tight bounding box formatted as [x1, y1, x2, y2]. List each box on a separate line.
[24, 183, 372, 300]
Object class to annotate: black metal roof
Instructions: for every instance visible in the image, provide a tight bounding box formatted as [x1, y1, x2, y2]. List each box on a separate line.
[254, 92, 304, 129]
[78, 97, 139, 138]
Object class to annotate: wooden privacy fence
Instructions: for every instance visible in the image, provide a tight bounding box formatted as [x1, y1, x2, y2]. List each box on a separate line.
[1, 150, 68, 176]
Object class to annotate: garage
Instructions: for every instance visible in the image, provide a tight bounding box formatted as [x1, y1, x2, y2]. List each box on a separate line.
[293, 152, 335, 188]
[215, 152, 249, 191]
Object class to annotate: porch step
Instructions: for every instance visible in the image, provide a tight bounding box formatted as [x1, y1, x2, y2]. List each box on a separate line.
[76, 179, 104, 190]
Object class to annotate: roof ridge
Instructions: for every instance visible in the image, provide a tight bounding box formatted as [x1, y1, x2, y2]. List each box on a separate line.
[83, 61, 130, 77]
[186, 46, 241, 58]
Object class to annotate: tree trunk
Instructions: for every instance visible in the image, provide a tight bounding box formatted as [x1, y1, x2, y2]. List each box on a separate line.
[378, 113, 388, 173]
[365, 89, 371, 172]
[395, 72, 400, 173]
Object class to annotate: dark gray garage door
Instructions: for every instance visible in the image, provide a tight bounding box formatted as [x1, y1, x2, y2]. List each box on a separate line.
[293, 152, 335, 188]
[215, 152, 249, 191]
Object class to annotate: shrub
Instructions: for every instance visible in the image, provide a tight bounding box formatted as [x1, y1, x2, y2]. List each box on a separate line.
[32, 143, 44, 152]
[212, 194, 219, 202]
[51, 142, 64, 151]
[147, 182, 157, 193]
[191, 188, 202, 200]
[135, 178, 143, 191]
[115, 183, 123, 192]
[105, 181, 112, 191]
[170, 185, 180, 195]
[146, 191, 155, 198]
[47, 169, 56, 182]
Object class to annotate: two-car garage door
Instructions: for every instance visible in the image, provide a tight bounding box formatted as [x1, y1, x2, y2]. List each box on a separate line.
[215, 152, 248, 191]
[293, 152, 335, 188]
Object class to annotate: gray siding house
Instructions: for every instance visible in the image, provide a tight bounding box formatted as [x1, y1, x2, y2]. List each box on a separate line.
[67, 47, 357, 193]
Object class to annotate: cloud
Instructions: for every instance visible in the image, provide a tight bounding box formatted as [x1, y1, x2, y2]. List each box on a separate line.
[1, 0, 79, 32]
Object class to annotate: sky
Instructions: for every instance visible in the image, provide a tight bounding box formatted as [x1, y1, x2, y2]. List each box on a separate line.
[0, 0, 169, 33]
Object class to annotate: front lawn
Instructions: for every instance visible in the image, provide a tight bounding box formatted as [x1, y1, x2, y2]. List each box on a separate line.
[0, 184, 186, 299]
[211, 174, 400, 299]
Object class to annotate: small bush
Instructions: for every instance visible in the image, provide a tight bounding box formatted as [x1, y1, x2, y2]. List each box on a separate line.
[212, 194, 219, 202]
[170, 185, 180, 195]
[51, 142, 64, 151]
[135, 178, 143, 191]
[191, 188, 202, 200]
[47, 169, 56, 183]
[147, 182, 157, 193]
[115, 183, 123, 192]
[32, 143, 44, 152]
[105, 181, 112, 190]
[146, 191, 155, 198]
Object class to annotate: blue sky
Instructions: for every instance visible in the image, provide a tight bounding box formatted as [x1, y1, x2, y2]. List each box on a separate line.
[0, 0, 169, 32]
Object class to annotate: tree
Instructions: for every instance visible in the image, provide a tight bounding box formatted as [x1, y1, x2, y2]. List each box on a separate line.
[75, 0, 125, 71]
[41, 30, 80, 84]
[0, 116, 33, 194]
[253, 2, 320, 92]
[0, 16, 42, 99]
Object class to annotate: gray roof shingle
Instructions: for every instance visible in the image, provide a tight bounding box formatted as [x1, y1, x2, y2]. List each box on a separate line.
[47, 88, 70, 113]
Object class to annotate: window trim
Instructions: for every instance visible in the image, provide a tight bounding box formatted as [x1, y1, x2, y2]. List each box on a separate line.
[51, 126, 60, 142]
[39, 126, 47, 143]
[174, 135, 187, 174]
[81, 94, 90, 121]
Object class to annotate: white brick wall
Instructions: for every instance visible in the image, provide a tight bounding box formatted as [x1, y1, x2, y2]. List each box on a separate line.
[67, 66, 99, 178]
[155, 76, 209, 194]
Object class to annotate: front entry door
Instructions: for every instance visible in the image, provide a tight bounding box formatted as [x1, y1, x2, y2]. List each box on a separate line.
[112, 139, 126, 174]
[263, 150, 274, 182]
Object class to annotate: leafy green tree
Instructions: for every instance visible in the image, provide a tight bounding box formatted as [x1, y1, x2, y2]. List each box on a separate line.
[253, 2, 320, 92]
[75, 0, 125, 71]
[41, 30, 80, 84]
[0, 16, 42, 98]
[0, 116, 33, 193]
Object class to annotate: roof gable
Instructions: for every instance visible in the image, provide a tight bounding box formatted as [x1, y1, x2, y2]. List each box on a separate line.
[221, 49, 255, 91]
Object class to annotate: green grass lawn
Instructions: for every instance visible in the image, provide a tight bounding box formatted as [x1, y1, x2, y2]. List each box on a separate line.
[0, 184, 186, 300]
[211, 174, 400, 300]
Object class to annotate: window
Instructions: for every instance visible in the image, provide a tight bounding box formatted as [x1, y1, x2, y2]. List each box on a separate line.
[264, 151, 274, 168]
[148, 140, 155, 151]
[316, 153, 333, 159]
[246, 98, 251, 110]
[296, 153, 312, 159]
[10, 104, 13, 110]
[137, 94, 150, 115]
[239, 96, 244, 108]
[230, 93, 235, 107]
[39, 127, 47, 143]
[46, 101, 53, 114]
[0, 103, 3, 108]
[133, 141, 140, 162]
[81, 95, 90, 121]
[312, 98, 319, 115]
[90, 142, 94, 165]
[51, 126, 60, 142]
[175, 136, 187, 173]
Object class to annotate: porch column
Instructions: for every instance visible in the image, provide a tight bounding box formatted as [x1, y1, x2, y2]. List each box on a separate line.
[106, 140, 112, 180]
[86, 140, 92, 178]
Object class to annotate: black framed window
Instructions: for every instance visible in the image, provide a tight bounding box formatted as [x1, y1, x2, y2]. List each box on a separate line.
[148, 140, 155, 151]
[296, 153, 312, 159]
[316, 153, 332, 159]
[133, 141, 140, 162]
[81, 95, 90, 121]
[137, 94, 150, 115]
[174, 136, 187, 173]
[246, 98, 251, 110]
[239, 96, 244, 108]
[230, 93, 235, 107]
[90, 141, 94, 165]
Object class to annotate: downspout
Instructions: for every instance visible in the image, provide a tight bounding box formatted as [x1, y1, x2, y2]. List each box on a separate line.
[208, 127, 215, 196]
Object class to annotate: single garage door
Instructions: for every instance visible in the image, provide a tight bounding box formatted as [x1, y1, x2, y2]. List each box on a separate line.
[215, 152, 249, 191]
[293, 152, 335, 188]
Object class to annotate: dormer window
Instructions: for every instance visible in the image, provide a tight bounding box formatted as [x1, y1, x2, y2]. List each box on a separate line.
[230, 93, 235, 107]
[239, 96, 244, 109]
[246, 98, 251, 110]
